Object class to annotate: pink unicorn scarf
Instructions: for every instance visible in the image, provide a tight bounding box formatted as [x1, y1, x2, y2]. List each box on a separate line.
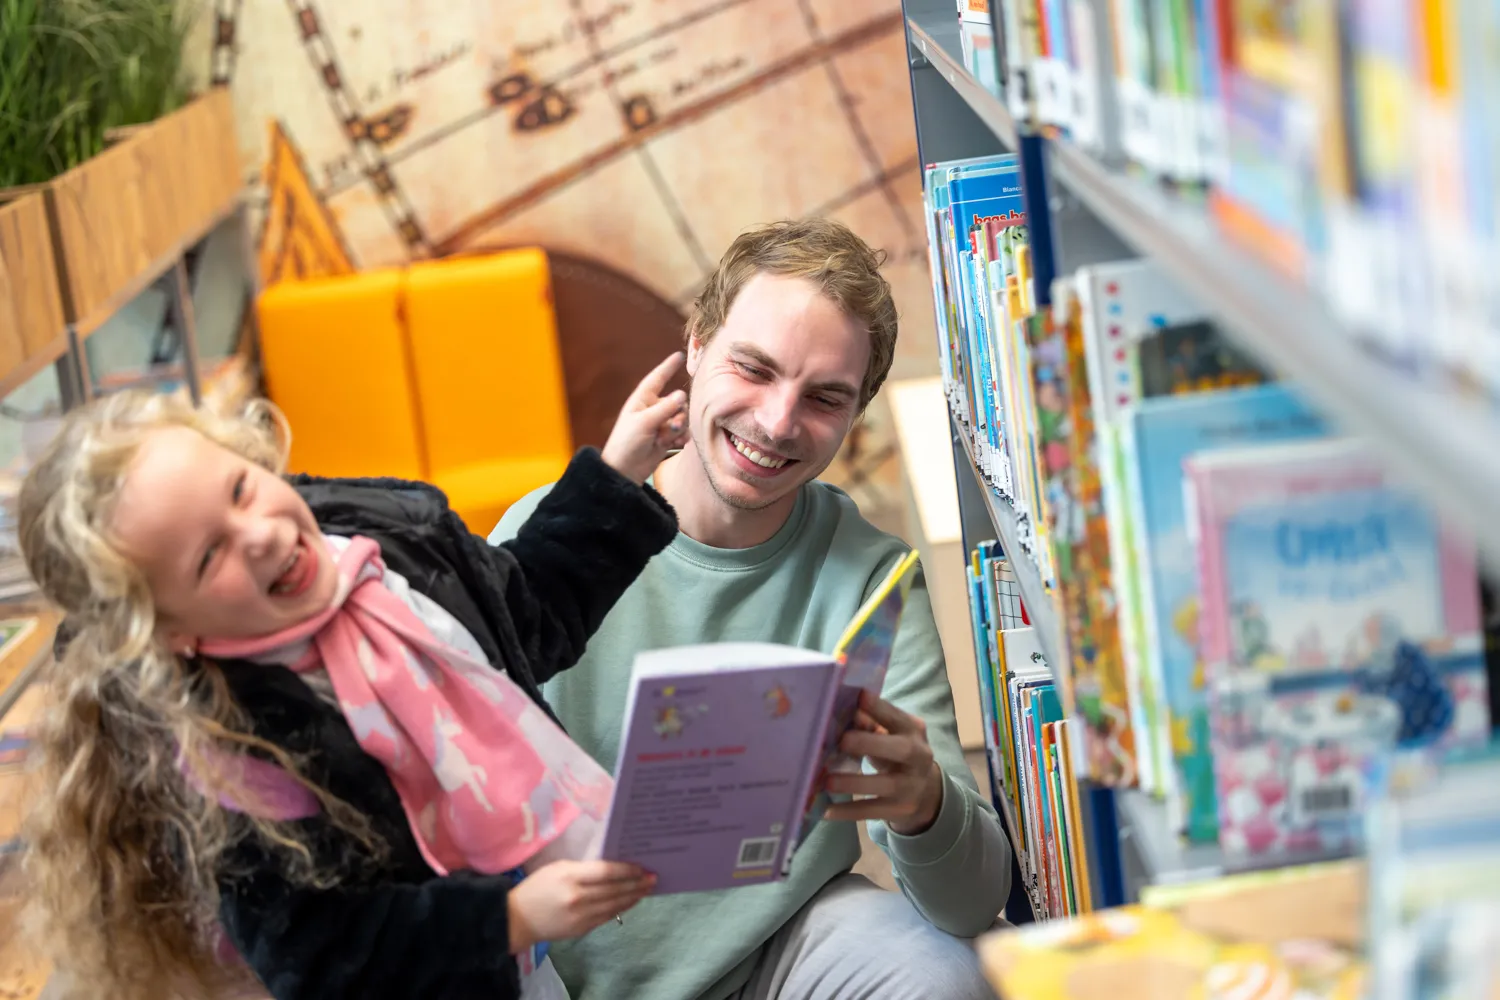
[198, 535, 612, 876]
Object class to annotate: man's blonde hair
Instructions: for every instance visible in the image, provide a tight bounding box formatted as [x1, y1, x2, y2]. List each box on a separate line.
[686, 218, 899, 411]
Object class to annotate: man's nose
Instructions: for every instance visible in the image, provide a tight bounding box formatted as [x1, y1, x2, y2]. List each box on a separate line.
[755, 387, 800, 445]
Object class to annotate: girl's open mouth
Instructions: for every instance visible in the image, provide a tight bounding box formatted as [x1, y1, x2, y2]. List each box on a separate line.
[269, 536, 316, 599]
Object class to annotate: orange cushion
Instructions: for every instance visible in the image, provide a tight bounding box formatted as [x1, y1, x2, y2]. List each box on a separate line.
[256, 269, 426, 481]
[403, 249, 572, 474]
[434, 454, 574, 535]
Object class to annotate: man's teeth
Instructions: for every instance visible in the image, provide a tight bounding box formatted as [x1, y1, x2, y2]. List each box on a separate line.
[730, 434, 787, 469]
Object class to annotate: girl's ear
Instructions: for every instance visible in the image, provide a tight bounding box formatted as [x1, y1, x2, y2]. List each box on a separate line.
[161, 627, 198, 660]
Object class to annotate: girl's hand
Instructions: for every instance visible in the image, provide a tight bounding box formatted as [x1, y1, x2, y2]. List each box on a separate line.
[601, 352, 689, 485]
[507, 860, 655, 953]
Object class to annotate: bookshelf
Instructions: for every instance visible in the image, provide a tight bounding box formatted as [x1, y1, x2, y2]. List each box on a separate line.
[900, 0, 1500, 918]
[903, 0, 1500, 571]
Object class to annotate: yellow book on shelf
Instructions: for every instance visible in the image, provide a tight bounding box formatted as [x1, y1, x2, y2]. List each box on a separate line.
[1058, 720, 1094, 914]
[993, 624, 1026, 858]
[979, 860, 1365, 1000]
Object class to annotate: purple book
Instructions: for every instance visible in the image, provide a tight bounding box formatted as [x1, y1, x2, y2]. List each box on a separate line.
[600, 552, 920, 894]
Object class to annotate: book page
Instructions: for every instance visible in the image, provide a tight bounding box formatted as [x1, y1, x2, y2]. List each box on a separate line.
[602, 655, 838, 895]
[632, 642, 834, 679]
[792, 551, 923, 849]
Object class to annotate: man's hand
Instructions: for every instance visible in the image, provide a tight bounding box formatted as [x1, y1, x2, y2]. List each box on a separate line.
[601, 352, 689, 485]
[822, 690, 946, 836]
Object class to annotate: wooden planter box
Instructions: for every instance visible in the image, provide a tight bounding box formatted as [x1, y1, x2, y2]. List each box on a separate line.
[0, 193, 68, 395]
[0, 88, 243, 397]
[45, 87, 243, 335]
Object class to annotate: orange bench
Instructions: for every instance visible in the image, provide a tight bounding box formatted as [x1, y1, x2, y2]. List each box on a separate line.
[256, 248, 572, 533]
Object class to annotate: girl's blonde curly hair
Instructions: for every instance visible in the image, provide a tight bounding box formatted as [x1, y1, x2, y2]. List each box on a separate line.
[15, 389, 374, 999]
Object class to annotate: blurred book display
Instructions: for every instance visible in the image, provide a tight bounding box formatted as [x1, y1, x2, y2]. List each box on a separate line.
[917, 0, 1500, 986]
[932, 0, 1500, 407]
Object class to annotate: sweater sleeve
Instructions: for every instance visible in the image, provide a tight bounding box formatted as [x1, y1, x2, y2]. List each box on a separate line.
[219, 860, 521, 1000]
[864, 561, 1014, 937]
[469, 447, 677, 687]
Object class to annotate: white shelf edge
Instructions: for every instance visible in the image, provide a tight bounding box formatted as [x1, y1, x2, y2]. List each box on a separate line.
[952, 426, 1066, 678]
[905, 8, 1500, 569]
[1115, 788, 1224, 890]
[905, 16, 1018, 149]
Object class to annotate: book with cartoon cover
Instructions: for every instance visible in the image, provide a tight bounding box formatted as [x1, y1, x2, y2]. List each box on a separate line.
[599, 551, 921, 894]
[1185, 437, 1489, 861]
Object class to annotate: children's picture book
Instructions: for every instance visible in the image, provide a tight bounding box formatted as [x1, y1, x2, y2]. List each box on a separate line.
[978, 859, 1367, 1000]
[599, 552, 921, 894]
[1127, 383, 1331, 844]
[1186, 437, 1489, 861]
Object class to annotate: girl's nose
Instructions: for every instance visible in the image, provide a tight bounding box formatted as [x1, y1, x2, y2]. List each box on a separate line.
[240, 517, 277, 559]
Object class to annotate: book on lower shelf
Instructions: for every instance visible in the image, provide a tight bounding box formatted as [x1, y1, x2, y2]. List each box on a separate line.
[966, 539, 1095, 921]
[599, 551, 920, 894]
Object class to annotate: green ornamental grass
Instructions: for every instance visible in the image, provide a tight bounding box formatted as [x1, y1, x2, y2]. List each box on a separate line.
[0, 0, 195, 187]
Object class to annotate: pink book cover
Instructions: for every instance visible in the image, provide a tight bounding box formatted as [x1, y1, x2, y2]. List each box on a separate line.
[1185, 437, 1488, 861]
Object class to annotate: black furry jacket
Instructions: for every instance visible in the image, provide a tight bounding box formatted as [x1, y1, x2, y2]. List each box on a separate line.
[210, 447, 677, 1000]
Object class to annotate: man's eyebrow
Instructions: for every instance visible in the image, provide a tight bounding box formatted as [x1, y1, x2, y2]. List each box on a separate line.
[727, 343, 859, 399]
[727, 343, 781, 372]
[810, 379, 859, 400]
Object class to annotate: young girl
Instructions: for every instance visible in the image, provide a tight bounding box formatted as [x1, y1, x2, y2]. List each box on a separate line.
[16, 353, 691, 1000]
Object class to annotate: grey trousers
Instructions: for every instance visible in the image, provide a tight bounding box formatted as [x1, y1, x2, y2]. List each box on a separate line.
[724, 875, 1000, 1000]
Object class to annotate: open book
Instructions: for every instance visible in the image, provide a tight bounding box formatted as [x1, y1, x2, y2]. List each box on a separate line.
[599, 550, 921, 894]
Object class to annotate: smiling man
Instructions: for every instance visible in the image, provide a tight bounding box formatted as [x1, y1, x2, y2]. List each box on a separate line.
[490, 218, 1010, 1000]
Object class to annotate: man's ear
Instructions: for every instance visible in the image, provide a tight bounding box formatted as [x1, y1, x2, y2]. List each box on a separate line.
[685, 332, 705, 377]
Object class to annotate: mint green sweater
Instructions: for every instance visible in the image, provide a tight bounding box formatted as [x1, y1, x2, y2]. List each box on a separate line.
[491, 479, 1011, 1000]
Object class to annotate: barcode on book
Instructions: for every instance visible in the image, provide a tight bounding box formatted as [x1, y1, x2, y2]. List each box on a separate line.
[1300, 784, 1354, 815]
[736, 837, 780, 868]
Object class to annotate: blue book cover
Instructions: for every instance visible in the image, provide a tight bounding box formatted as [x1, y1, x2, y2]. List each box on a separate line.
[1127, 383, 1331, 843]
[946, 158, 1025, 236]
[948, 159, 1024, 482]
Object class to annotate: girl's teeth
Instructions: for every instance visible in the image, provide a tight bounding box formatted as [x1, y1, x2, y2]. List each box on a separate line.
[271, 547, 300, 595]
